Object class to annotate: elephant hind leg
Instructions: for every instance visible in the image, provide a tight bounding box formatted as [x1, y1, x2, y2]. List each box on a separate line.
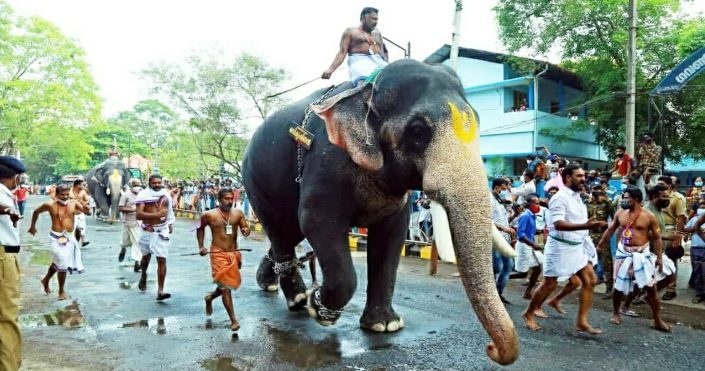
[256, 209, 307, 310]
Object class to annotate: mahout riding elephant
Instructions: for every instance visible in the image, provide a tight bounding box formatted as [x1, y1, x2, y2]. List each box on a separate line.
[242, 59, 519, 365]
[86, 157, 131, 223]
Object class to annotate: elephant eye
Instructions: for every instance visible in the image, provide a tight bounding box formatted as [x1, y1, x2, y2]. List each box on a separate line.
[403, 119, 431, 152]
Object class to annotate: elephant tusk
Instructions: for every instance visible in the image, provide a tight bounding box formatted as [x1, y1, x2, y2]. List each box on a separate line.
[491, 225, 517, 257]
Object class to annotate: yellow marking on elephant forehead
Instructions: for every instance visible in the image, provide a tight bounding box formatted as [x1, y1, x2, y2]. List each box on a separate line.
[109, 169, 121, 181]
[448, 102, 478, 143]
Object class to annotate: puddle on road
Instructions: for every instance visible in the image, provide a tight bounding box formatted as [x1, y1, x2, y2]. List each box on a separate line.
[112, 317, 176, 335]
[201, 356, 255, 371]
[21, 301, 84, 328]
[263, 325, 366, 368]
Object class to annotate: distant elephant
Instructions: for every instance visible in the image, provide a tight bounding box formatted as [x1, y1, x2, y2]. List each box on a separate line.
[86, 157, 131, 223]
[243, 59, 519, 365]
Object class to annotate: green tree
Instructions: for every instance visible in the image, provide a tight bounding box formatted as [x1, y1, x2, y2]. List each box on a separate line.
[0, 1, 101, 157]
[142, 50, 288, 182]
[494, 0, 705, 161]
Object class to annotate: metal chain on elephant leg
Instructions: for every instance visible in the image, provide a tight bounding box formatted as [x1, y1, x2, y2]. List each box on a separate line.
[295, 84, 342, 183]
[273, 257, 306, 276]
[311, 287, 343, 322]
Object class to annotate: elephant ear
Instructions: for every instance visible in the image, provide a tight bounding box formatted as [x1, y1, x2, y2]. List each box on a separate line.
[311, 84, 383, 171]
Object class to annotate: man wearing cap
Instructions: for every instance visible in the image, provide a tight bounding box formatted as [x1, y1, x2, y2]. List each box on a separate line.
[587, 181, 615, 298]
[0, 155, 26, 370]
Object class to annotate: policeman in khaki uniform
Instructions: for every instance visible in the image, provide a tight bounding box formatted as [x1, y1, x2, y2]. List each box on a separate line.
[587, 182, 615, 298]
[0, 155, 26, 371]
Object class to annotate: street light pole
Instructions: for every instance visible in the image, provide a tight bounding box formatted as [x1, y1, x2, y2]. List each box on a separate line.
[625, 0, 638, 157]
[449, 0, 463, 71]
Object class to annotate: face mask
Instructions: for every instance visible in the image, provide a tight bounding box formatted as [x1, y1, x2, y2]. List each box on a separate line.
[219, 203, 233, 212]
[592, 192, 602, 198]
[548, 193, 556, 199]
[131, 186, 142, 194]
[528, 204, 540, 214]
[499, 190, 509, 199]
[621, 183, 628, 191]
[57, 199, 68, 206]
[617, 153, 624, 158]
[656, 199, 670, 209]
[696, 181, 703, 187]
[620, 200, 631, 210]
[697, 208, 705, 216]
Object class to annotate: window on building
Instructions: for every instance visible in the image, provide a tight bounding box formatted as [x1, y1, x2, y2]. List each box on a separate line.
[550, 100, 560, 114]
[510, 90, 528, 112]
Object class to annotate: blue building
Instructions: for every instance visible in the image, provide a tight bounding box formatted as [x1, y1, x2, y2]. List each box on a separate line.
[425, 45, 608, 177]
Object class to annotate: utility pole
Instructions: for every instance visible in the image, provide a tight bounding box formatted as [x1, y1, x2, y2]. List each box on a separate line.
[626, 0, 637, 156]
[449, 0, 463, 71]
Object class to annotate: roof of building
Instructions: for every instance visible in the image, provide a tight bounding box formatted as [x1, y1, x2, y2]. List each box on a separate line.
[423, 45, 582, 91]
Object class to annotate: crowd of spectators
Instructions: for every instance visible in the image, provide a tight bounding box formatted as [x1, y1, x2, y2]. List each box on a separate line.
[161, 178, 241, 213]
[482, 133, 705, 306]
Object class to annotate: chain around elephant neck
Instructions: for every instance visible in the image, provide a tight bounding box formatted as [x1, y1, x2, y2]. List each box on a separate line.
[295, 85, 339, 183]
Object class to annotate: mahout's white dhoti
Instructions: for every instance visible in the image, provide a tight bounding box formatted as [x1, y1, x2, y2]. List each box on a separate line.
[614, 242, 676, 295]
[48, 230, 84, 273]
[139, 222, 170, 258]
[347, 53, 389, 85]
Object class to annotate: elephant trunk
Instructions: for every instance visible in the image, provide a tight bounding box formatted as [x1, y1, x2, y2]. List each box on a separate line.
[108, 170, 123, 221]
[423, 107, 519, 365]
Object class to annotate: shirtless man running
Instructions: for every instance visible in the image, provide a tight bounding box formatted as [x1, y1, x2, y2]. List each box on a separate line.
[321, 7, 389, 86]
[69, 179, 91, 246]
[28, 184, 91, 300]
[196, 188, 250, 331]
[597, 185, 676, 331]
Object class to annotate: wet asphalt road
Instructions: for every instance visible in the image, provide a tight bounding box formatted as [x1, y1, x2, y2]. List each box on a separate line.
[17, 196, 705, 370]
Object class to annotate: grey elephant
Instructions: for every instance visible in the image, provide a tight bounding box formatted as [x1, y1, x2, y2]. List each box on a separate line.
[86, 157, 131, 223]
[242, 59, 519, 365]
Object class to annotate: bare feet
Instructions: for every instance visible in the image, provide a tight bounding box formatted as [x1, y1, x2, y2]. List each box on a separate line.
[575, 323, 603, 335]
[522, 311, 542, 331]
[231, 320, 240, 332]
[204, 295, 213, 316]
[653, 320, 672, 332]
[547, 299, 566, 314]
[57, 292, 69, 301]
[40, 278, 51, 295]
[610, 315, 621, 325]
[534, 308, 549, 319]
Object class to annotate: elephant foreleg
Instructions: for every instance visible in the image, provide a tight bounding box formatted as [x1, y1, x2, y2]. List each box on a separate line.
[302, 213, 357, 326]
[360, 207, 407, 333]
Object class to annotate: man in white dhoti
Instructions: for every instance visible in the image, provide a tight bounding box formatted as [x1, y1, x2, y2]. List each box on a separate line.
[321, 7, 389, 86]
[28, 184, 91, 300]
[523, 164, 607, 334]
[118, 178, 142, 272]
[597, 185, 676, 331]
[136, 174, 175, 301]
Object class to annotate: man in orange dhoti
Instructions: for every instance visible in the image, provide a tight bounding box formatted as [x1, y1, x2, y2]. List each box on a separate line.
[196, 188, 250, 331]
